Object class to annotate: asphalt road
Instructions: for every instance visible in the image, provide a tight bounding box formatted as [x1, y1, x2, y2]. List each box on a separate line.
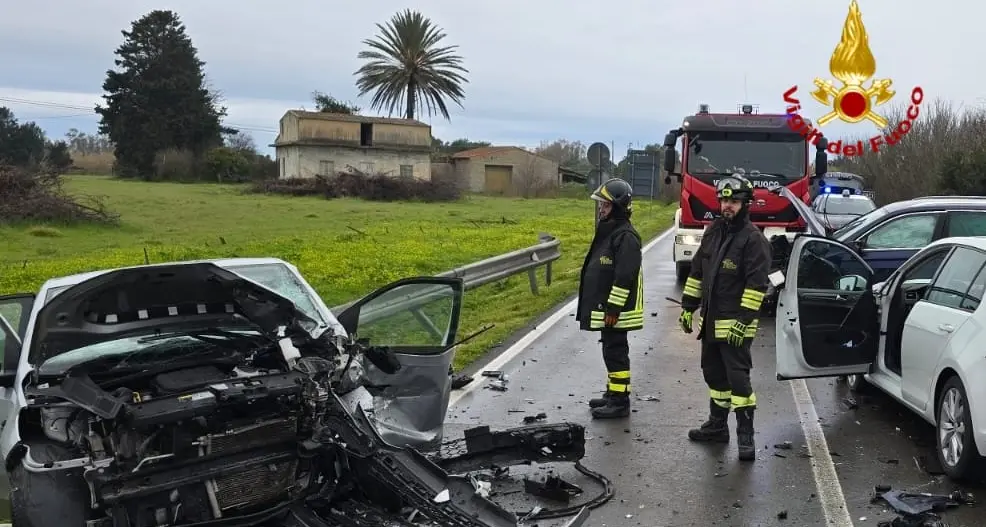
[445, 230, 984, 527]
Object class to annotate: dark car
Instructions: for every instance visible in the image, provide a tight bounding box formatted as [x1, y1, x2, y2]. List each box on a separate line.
[776, 190, 986, 285]
[811, 191, 877, 232]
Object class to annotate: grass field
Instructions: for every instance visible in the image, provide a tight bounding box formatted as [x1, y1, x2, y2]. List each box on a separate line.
[1, 175, 675, 370]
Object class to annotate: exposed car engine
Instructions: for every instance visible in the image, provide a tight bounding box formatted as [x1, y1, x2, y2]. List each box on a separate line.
[19, 330, 367, 525]
[7, 262, 599, 527]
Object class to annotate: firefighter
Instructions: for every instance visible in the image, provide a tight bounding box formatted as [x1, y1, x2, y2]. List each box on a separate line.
[576, 178, 644, 419]
[677, 173, 771, 461]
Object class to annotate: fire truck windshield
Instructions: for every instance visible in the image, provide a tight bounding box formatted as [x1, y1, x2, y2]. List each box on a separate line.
[684, 131, 806, 182]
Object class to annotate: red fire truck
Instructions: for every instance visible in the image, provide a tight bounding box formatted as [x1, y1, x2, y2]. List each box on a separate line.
[662, 103, 829, 281]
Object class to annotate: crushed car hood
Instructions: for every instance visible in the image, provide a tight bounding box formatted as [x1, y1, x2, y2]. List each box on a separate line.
[29, 262, 320, 366]
[771, 186, 828, 236]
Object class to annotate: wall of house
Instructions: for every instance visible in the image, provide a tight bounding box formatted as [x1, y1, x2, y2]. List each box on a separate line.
[277, 145, 431, 180]
[459, 149, 560, 192]
[372, 123, 431, 149]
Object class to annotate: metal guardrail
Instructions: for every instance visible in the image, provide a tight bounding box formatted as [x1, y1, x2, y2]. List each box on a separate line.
[330, 232, 562, 318]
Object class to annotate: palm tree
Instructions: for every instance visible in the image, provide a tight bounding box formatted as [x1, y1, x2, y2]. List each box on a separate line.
[354, 9, 468, 121]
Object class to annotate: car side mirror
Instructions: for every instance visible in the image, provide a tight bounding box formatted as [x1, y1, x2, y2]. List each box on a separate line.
[814, 138, 829, 177]
[663, 146, 676, 173]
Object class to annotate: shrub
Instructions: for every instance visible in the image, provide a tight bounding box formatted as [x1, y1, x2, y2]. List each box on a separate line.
[0, 164, 118, 224]
[250, 171, 461, 202]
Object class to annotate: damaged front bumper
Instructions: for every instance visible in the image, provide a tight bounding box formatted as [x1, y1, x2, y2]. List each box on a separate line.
[258, 408, 599, 527]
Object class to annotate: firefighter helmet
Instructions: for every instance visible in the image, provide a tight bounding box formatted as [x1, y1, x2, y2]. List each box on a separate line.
[715, 174, 754, 202]
[591, 177, 633, 212]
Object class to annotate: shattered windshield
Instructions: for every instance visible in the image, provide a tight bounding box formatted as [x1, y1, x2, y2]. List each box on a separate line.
[685, 131, 806, 182]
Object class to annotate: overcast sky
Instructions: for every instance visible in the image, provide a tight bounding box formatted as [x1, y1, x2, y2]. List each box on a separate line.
[1, 0, 980, 156]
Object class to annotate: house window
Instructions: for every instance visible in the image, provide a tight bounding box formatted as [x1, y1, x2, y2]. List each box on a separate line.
[360, 161, 375, 173]
[400, 164, 413, 179]
[319, 160, 334, 176]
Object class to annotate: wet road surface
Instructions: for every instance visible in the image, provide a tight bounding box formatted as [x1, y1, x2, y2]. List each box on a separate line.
[445, 230, 983, 527]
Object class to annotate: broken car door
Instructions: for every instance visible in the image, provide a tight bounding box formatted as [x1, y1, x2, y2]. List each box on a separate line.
[775, 236, 880, 380]
[900, 245, 986, 411]
[336, 277, 464, 451]
[0, 294, 35, 437]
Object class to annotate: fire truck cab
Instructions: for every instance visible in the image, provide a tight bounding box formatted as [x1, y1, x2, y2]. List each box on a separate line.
[662, 104, 829, 282]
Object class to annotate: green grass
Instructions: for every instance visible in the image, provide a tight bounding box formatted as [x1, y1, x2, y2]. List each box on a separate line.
[1, 175, 674, 369]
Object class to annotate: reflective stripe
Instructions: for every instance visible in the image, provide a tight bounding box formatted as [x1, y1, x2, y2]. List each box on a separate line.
[589, 271, 645, 330]
[608, 285, 630, 306]
[712, 319, 759, 340]
[710, 388, 732, 409]
[731, 392, 757, 409]
[608, 370, 631, 393]
[740, 288, 765, 311]
[683, 277, 702, 298]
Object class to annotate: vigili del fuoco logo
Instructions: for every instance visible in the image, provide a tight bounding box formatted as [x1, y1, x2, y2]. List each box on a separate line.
[782, 0, 925, 157]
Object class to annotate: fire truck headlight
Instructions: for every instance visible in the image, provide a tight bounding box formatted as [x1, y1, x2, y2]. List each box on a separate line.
[676, 235, 702, 245]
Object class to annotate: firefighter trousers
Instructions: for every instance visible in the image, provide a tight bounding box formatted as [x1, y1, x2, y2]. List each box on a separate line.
[600, 330, 630, 394]
[700, 339, 756, 412]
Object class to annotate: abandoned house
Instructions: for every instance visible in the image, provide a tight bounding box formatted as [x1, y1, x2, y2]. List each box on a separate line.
[272, 111, 432, 180]
[447, 146, 561, 194]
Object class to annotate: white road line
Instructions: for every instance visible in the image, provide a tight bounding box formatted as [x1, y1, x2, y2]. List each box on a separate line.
[448, 227, 673, 408]
[791, 378, 855, 527]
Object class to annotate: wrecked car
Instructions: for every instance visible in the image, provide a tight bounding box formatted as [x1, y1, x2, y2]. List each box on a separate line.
[0, 257, 597, 526]
[772, 235, 986, 481]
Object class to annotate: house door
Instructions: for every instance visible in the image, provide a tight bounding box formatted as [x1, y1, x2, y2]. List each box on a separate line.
[484, 165, 513, 194]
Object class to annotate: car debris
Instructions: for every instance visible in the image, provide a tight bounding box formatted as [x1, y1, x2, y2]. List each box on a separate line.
[523, 474, 583, 502]
[0, 259, 603, 526]
[870, 486, 974, 527]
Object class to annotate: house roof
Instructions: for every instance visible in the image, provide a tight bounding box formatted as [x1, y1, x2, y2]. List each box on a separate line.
[285, 110, 429, 127]
[451, 146, 531, 159]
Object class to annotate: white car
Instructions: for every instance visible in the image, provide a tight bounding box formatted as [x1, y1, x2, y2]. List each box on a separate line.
[774, 235, 986, 480]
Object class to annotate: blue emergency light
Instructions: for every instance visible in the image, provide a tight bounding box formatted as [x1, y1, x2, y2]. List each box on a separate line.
[824, 186, 832, 193]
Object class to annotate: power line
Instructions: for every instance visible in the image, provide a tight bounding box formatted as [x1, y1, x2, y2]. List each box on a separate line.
[0, 95, 279, 134]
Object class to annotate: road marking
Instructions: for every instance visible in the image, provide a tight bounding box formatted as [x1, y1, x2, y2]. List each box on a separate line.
[449, 227, 674, 408]
[790, 378, 854, 527]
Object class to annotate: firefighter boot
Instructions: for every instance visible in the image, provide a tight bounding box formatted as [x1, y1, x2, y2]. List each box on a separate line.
[591, 393, 630, 418]
[736, 408, 756, 461]
[589, 391, 613, 408]
[687, 399, 731, 443]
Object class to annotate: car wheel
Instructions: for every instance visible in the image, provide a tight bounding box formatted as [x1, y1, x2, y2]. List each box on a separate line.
[846, 373, 871, 393]
[936, 376, 981, 481]
[9, 441, 91, 526]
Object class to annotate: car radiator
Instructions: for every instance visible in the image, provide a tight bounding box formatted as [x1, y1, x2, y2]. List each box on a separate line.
[200, 417, 299, 512]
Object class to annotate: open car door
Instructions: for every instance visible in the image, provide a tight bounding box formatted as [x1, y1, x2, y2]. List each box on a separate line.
[336, 277, 464, 450]
[775, 236, 880, 379]
[0, 294, 35, 439]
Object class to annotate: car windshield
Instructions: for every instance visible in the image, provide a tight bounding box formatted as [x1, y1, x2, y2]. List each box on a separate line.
[832, 207, 888, 239]
[822, 198, 875, 216]
[36, 327, 263, 375]
[684, 130, 806, 182]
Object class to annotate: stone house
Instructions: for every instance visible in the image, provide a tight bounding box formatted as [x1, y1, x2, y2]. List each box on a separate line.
[445, 146, 560, 194]
[273, 111, 432, 180]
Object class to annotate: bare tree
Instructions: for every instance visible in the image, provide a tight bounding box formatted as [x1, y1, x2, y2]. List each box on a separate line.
[832, 99, 986, 204]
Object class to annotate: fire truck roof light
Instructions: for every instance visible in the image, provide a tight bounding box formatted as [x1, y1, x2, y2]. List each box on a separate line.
[741, 104, 753, 114]
[698, 104, 710, 114]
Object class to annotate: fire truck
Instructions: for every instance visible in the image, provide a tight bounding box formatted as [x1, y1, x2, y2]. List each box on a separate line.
[662, 103, 829, 281]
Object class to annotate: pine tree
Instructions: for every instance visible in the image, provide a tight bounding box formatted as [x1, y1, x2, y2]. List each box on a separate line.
[96, 10, 226, 178]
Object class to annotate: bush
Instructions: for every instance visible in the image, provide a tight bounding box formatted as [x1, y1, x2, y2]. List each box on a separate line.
[250, 171, 461, 202]
[0, 164, 118, 224]
[832, 100, 986, 204]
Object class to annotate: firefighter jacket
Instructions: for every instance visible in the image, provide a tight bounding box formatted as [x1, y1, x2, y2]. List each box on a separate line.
[680, 216, 771, 343]
[576, 219, 644, 331]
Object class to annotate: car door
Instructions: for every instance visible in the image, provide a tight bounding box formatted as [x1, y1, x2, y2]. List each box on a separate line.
[856, 212, 944, 284]
[775, 236, 880, 379]
[900, 246, 986, 411]
[0, 294, 35, 436]
[336, 277, 464, 450]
